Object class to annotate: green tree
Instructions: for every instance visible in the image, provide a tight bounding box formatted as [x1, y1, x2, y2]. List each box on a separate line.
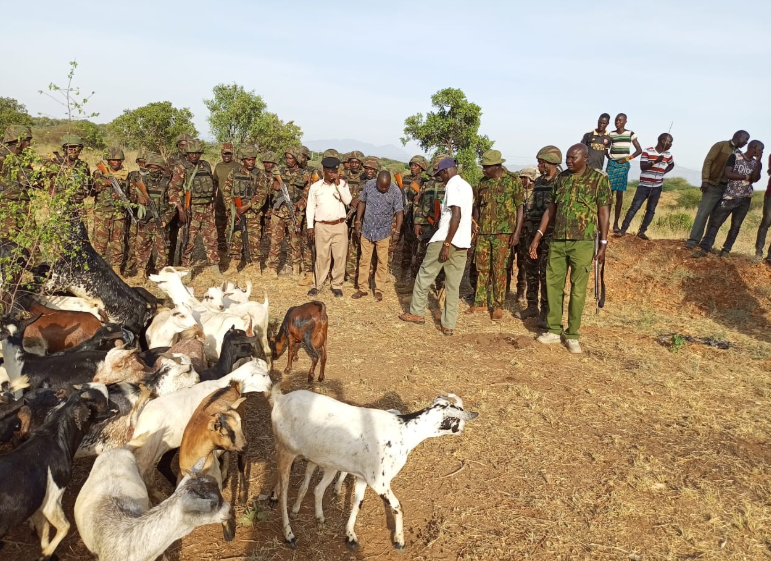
[203, 83, 302, 152]
[401, 87, 493, 183]
[108, 102, 197, 154]
[0, 97, 34, 133]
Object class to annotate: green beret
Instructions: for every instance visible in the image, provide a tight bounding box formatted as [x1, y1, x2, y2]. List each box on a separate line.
[536, 145, 562, 165]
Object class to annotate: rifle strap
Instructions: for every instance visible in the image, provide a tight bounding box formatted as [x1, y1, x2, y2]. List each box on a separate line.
[182, 163, 198, 205]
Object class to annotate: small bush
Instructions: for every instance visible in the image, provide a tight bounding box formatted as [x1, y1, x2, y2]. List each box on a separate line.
[750, 192, 766, 212]
[662, 177, 693, 192]
[676, 189, 703, 209]
[655, 212, 693, 232]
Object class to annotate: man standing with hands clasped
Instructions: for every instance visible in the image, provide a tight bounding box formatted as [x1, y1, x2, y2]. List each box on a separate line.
[305, 155, 352, 297]
[351, 170, 404, 301]
[399, 157, 474, 336]
[530, 144, 611, 354]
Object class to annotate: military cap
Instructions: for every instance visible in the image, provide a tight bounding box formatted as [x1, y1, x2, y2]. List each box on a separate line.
[104, 146, 125, 160]
[135, 147, 148, 162]
[409, 155, 428, 171]
[349, 150, 365, 162]
[285, 146, 303, 161]
[301, 145, 311, 159]
[261, 150, 277, 164]
[536, 145, 562, 165]
[3, 125, 32, 144]
[519, 167, 539, 182]
[176, 133, 194, 144]
[184, 139, 205, 154]
[221, 142, 234, 153]
[342, 151, 353, 162]
[238, 145, 259, 159]
[145, 153, 167, 169]
[323, 148, 340, 160]
[363, 157, 380, 169]
[61, 134, 84, 147]
[481, 150, 505, 166]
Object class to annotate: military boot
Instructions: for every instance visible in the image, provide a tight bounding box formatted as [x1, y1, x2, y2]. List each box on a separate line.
[514, 305, 538, 320]
[537, 308, 548, 329]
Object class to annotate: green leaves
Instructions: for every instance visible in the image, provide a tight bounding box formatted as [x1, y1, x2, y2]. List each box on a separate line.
[401, 88, 493, 184]
[108, 102, 198, 153]
[0, 97, 34, 133]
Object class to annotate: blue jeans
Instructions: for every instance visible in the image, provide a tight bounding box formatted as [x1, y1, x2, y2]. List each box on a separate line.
[621, 186, 662, 234]
[699, 197, 751, 253]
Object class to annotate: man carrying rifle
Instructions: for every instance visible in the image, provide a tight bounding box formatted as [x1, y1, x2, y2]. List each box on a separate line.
[346, 156, 379, 287]
[169, 139, 220, 276]
[92, 146, 131, 274]
[267, 147, 309, 278]
[529, 143, 610, 354]
[129, 154, 174, 277]
[223, 146, 270, 274]
[297, 147, 322, 286]
[398, 155, 429, 285]
[53, 134, 91, 230]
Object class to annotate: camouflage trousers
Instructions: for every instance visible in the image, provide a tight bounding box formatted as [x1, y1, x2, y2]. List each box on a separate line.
[215, 191, 228, 253]
[400, 217, 418, 279]
[507, 243, 527, 295]
[132, 220, 168, 274]
[346, 225, 361, 284]
[473, 234, 510, 309]
[93, 212, 127, 267]
[267, 214, 301, 270]
[299, 219, 313, 272]
[228, 211, 262, 264]
[523, 229, 550, 309]
[182, 204, 219, 267]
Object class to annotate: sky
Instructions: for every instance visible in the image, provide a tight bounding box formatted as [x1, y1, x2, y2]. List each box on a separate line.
[3, 0, 770, 174]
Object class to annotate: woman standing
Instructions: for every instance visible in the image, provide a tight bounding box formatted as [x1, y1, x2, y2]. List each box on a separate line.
[607, 113, 642, 233]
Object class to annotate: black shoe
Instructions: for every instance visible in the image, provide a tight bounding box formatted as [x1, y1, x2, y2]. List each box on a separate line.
[307, 288, 319, 296]
[613, 229, 627, 237]
[537, 308, 548, 329]
[514, 306, 538, 320]
[613, 226, 622, 234]
[332, 289, 343, 298]
[637, 232, 650, 241]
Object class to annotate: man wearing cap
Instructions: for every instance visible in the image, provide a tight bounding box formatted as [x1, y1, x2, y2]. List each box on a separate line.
[213, 143, 240, 259]
[467, 150, 524, 321]
[168, 139, 220, 275]
[399, 155, 429, 283]
[510, 166, 538, 304]
[306, 156, 352, 297]
[92, 146, 131, 272]
[352, 170, 404, 301]
[399, 157, 473, 335]
[259, 151, 278, 264]
[268, 147, 310, 278]
[130, 153, 174, 276]
[168, 133, 193, 170]
[346, 156, 379, 286]
[223, 146, 270, 273]
[516, 146, 562, 327]
[54, 134, 92, 221]
[529, 144, 611, 354]
[0, 125, 35, 234]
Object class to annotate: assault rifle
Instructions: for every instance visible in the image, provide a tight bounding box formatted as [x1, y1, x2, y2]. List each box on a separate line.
[273, 178, 298, 230]
[132, 177, 164, 231]
[95, 162, 137, 225]
[234, 197, 251, 264]
[594, 232, 606, 314]
[172, 164, 196, 266]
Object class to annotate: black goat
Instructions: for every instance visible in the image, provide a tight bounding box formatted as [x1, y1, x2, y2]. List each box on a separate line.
[0, 386, 66, 447]
[0, 384, 113, 559]
[43, 224, 155, 334]
[199, 326, 257, 381]
[51, 323, 134, 355]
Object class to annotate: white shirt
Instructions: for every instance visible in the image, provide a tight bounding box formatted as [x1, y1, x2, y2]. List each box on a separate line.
[430, 174, 473, 248]
[306, 179, 352, 228]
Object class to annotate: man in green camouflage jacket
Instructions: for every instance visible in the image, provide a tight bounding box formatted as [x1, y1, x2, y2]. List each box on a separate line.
[397, 155, 428, 282]
[530, 143, 611, 354]
[467, 150, 524, 320]
[346, 156, 379, 286]
[411, 154, 450, 288]
[0, 125, 35, 235]
[92, 146, 131, 272]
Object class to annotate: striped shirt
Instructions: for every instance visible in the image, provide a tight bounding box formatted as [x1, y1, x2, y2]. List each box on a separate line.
[638, 147, 674, 189]
[609, 130, 638, 161]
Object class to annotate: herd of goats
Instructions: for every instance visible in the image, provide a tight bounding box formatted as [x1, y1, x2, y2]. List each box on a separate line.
[0, 227, 478, 561]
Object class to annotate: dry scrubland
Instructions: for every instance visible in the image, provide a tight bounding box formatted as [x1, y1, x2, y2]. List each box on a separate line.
[3, 153, 771, 560]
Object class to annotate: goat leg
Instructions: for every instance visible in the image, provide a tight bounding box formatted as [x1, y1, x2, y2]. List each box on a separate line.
[313, 468, 338, 526]
[277, 450, 298, 547]
[237, 451, 248, 504]
[284, 338, 297, 375]
[345, 477, 367, 549]
[38, 486, 70, 560]
[318, 343, 327, 382]
[381, 486, 405, 549]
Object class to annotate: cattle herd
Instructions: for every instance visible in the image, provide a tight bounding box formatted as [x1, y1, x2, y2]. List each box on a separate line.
[0, 231, 478, 560]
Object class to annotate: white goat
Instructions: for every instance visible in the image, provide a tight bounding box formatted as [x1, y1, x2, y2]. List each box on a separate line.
[270, 389, 478, 549]
[128, 359, 271, 492]
[221, 280, 252, 306]
[75, 451, 230, 561]
[35, 295, 107, 321]
[144, 304, 199, 349]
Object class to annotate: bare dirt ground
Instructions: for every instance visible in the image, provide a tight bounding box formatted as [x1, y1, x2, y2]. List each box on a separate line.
[4, 238, 771, 561]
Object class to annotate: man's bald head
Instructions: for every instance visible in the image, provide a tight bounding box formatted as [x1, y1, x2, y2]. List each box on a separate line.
[566, 143, 588, 173]
[377, 170, 392, 193]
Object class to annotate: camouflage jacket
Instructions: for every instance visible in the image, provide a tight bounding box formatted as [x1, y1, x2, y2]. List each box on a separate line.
[401, 172, 428, 210]
[273, 164, 310, 220]
[168, 159, 215, 208]
[223, 165, 269, 216]
[552, 167, 611, 241]
[129, 169, 174, 224]
[523, 172, 559, 235]
[0, 147, 35, 202]
[55, 158, 92, 209]
[413, 177, 445, 238]
[474, 172, 524, 235]
[93, 163, 131, 214]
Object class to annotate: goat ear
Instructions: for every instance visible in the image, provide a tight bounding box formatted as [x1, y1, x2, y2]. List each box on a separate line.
[246, 318, 254, 337]
[209, 416, 221, 432]
[230, 397, 247, 410]
[73, 403, 91, 430]
[462, 411, 479, 420]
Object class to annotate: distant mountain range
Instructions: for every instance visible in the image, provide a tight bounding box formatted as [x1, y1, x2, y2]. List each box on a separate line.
[304, 139, 412, 162]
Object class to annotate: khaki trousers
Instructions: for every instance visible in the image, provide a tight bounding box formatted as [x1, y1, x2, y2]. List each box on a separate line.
[359, 236, 389, 293]
[314, 221, 348, 290]
[410, 241, 468, 330]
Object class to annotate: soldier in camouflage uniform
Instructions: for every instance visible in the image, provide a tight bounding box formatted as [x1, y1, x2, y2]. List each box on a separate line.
[344, 151, 365, 189]
[223, 145, 270, 274]
[509, 167, 537, 301]
[398, 155, 428, 282]
[0, 125, 35, 235]
[129, 154, 174, 277]
[53, 135, 92, 229]
[412, 154, 450, 289]
[213, 143, 240, 257]
[259, 151, 278, 265]
[531, 143, 611, 354]
[515, 147, 562, 327]
[346, 156, 378, 286]
[466, 150, 524, 320]
[267, 147, 309, 278]
[297, 147, 322, 284]
[168, 133, 194, 171]
[92, 146, 130, 272]
[168, 139, 220, 275]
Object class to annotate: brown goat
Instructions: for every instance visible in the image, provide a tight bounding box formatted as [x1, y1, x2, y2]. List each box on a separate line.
[167, 326, 207, 373]
[269, 301, 328, 383]
[179, 382, 246, 541]
[19, 297, 102, 353]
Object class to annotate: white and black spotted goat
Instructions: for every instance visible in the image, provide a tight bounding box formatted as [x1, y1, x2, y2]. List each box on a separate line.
[270, 388, 478, 550]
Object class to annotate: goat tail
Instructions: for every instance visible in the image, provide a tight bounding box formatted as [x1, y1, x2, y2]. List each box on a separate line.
[8, 374, 30, 394]
[262, 291, 269, 311]
[126, 384, 154, 442]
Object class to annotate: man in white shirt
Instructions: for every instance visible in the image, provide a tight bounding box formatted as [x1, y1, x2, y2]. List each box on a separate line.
[399, 157, 473, 335]
[306, 156, 352, 297]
